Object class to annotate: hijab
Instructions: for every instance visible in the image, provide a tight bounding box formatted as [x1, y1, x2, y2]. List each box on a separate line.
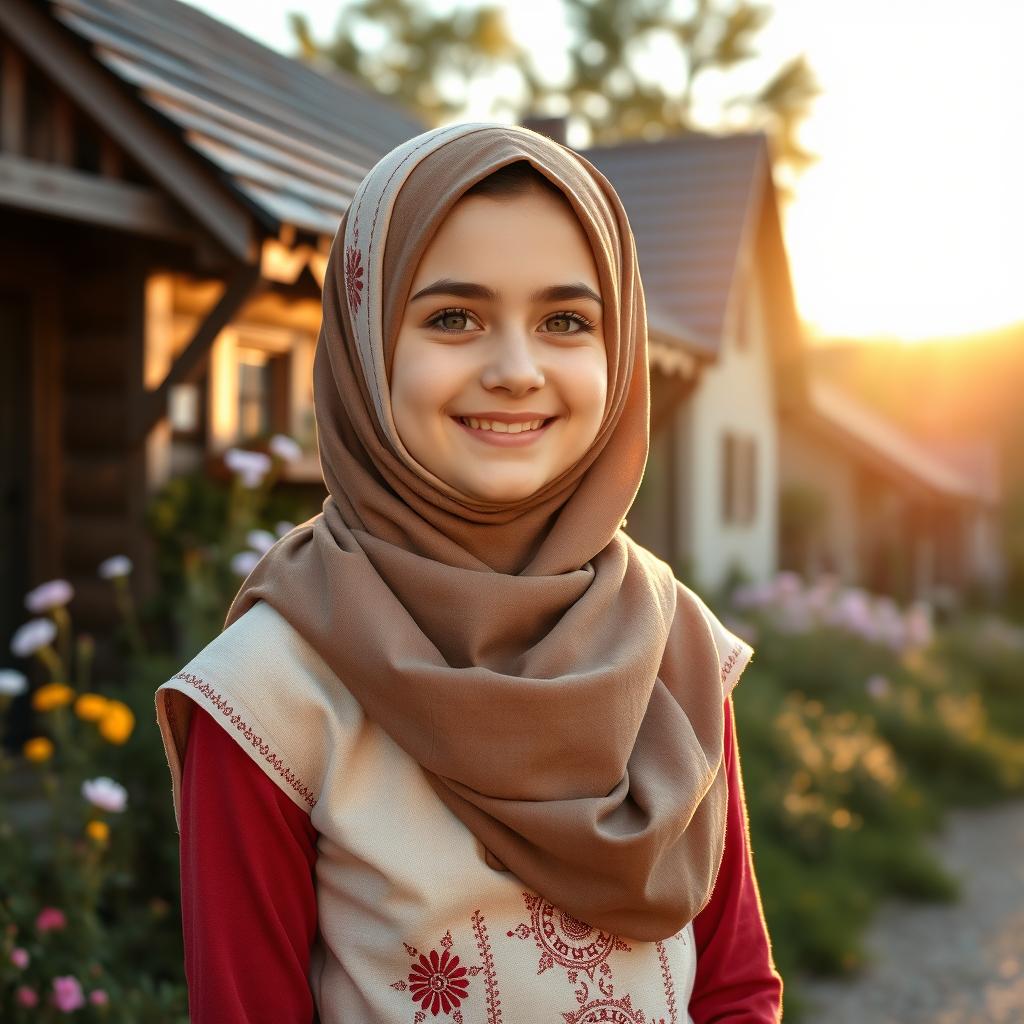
[224, 122, 728, 941]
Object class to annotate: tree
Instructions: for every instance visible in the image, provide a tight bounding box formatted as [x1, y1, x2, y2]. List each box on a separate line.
[290, 0, 820, 196]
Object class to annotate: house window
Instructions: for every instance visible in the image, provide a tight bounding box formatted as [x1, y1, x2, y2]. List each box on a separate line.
[237, 348, 271, 438]
[721, 431, 757, 526]
[234, 343, 290, 443]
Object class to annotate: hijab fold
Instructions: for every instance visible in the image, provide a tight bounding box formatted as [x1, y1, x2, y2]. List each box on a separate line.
[224, 123, 729, 941]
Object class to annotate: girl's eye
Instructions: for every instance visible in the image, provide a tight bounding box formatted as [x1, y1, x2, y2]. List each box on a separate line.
[545, 312, 596, 334]
[425, 308, 597, 335]
[427, 307, 480, 333]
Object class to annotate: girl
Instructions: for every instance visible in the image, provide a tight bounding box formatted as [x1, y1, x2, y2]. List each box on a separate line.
[155, 122, 783, 1023]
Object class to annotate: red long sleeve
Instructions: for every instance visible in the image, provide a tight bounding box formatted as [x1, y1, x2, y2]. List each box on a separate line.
[180, 703, 320, 1023]
[179, 697, 781, 1022]
[690, 696, 784, 1022]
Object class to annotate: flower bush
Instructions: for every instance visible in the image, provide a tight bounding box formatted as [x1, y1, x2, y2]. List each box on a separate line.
[721, 571, 1024, 1019]
[0, 571, 186, 1021]
[1, 439, 317, 1021]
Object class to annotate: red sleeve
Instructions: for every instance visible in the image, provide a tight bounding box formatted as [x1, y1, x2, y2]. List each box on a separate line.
[180, 702, 320, 1024]
[689, 696, 784, 1023]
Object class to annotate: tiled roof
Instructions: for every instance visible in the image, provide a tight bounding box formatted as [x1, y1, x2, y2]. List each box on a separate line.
[583, 132, 769, 358]
[808, 377, 998, 503]
[46, 0, 425, 237]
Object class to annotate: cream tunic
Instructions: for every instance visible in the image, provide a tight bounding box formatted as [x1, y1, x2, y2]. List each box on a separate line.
[155, 598, 752, 1024]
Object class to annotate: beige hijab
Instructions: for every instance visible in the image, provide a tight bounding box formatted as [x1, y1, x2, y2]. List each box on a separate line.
[225, 122, 728, 941]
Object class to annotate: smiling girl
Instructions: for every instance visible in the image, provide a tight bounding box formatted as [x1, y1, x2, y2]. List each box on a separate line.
[156, 123, 783, 1023]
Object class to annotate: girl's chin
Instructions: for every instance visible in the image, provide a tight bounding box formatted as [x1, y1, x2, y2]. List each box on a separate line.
[455, 470, 549, 504]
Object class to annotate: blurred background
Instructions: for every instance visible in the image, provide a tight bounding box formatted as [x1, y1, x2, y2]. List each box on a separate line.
[1, 0, 1022, 1019]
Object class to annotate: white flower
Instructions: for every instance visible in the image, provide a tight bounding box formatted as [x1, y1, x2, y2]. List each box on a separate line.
[97, 555, 133, 579]
[81, 776, 128, 813]
[269, 434, 302, 463]
[866, 674, 891, 700]
[10, 618, 58, 658]
[246, 529, 276, 554]
[24, 579, 74, 614]
[230, 550, 262, 577]
[0, 669, 28, 697]
[274, 520, 296, 538]
[223, 448, 272, 487]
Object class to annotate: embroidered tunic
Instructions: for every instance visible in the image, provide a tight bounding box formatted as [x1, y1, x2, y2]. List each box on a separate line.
[156, 601, 783, 1023]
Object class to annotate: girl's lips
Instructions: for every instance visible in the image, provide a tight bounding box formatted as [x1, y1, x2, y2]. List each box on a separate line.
[451, 416, 557, 447]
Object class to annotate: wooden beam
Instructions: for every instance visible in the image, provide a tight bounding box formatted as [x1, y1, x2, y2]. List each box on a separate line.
[0, 0, 257, 260]
[51, 89, 74, 166]
[140, 262, 265, 439]
[1, 42, 26, 154]
[99, 135, 123, 178]
[0, 153, 198, 240]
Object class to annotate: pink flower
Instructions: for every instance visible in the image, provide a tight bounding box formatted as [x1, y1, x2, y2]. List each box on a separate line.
[10, 946, 30, 968]
[16, 985, 39, 1007]
[52, 975, 86, 1012]
[36, 906, 67, 932]
[89, 988, 110, 1006]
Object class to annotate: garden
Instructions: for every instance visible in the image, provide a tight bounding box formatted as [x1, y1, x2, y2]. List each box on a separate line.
[2, 441, 1023, 1021]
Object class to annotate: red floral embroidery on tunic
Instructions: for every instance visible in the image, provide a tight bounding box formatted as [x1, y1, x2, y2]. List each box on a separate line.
[507, 892, 631, 999]
[562, 991, 649, 1023]
[345, 224, 364, 315]
[392, 928, 483, 1023]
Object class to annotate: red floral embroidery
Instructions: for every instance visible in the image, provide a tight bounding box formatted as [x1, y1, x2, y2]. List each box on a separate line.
[345, 224, 364, 315]
[170, 673, 316, 808]
[507, 892, 630, 993]
[392, 929, 481, 1022]
[562, 992, 649, 1023]
[655, 940, 678, 1024]
[410, 947, 469, 1016]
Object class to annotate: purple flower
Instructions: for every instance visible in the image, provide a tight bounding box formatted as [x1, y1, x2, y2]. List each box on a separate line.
[10, 946, 29, 968]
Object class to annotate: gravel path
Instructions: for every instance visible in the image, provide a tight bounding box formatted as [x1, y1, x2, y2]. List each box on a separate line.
[797, 798, 1024, 1023]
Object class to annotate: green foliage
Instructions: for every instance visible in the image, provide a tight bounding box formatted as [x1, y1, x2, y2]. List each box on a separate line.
[145, 462, 320, 657]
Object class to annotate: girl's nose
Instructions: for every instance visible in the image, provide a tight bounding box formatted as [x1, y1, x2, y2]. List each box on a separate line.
[480, 333, 545, 395]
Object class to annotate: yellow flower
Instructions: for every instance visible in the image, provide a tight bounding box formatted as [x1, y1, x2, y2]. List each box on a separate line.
[74, 693, 109, 722]
[86, 820, 110, 843]
[32, 683, 75, 712]
[23, 737, 54, 762]
[98, 700, 135, 745]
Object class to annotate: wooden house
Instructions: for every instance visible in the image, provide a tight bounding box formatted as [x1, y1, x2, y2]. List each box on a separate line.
[0, 0, 425, 642]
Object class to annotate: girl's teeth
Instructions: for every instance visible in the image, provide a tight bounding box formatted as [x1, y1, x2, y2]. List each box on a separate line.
[461, 418, 545, 433]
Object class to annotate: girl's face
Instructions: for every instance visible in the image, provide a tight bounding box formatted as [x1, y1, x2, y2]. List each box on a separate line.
[391, 187, 608, 504]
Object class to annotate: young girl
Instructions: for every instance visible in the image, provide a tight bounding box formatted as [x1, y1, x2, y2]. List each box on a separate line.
[155, 122, 783, 1023]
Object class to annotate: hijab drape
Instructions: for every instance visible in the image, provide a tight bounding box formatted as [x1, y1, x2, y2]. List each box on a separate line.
[224, 123, 728, 941]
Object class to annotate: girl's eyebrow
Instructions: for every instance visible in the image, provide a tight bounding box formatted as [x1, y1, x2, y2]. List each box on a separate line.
[410, 279, 603, 307]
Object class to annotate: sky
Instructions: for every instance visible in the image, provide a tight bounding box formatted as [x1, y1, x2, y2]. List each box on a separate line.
[182, 0, 1024, 343]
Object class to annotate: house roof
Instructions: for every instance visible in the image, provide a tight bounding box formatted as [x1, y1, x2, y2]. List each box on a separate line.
[807, 377, 999, 505]
[582, 132, 770, 359]
[44, 0, 425, 239]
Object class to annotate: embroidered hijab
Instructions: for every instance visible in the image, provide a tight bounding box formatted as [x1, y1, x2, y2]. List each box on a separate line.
[224, 122, 729, 941]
